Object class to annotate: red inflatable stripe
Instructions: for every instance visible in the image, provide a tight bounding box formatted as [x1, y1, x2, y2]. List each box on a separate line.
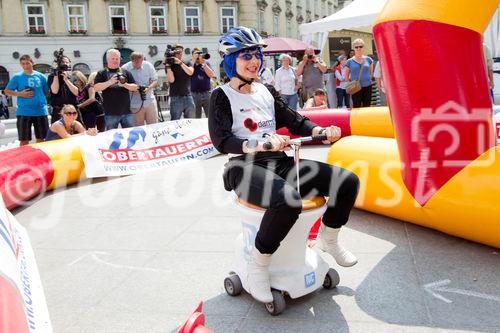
[0, 146, 54, 209]
[0, 276, 30, 333]
[374, 20, 494, 205]
[277, 110, 351, 140]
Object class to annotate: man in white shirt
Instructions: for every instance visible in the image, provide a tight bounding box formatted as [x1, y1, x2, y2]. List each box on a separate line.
[259, 63, 275, 86]
[122, 52, 159, 126]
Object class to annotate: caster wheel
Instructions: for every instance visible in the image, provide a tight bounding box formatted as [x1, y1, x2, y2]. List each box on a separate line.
[265, 290, 286, 316]
[224, 274, 243, 296]
[323, 268, 340, 289]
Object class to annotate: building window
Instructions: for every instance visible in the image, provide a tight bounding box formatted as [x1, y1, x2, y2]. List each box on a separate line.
[220, 7, 236, 34]
[66, 4, 87, 33]
[273, 15, 279, 36]
[150, 6, 167, 34]
[184, 7, 200, 33]
[0, 66, 10, 90]
[286, 19, 292, 38]
[109, 5, 127, 34]
[258, 10, 265, 34]
[25, 4, 46, 34]
[72, 63, 91, 76]
[33, 64, 52, 75]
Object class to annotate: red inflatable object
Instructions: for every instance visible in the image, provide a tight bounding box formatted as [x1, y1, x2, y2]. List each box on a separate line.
[374, 20, 494, 205]
[178, 302, 214, 333]
[0, 146, 54, 210]
[0, 276, 30, 333]
[277, 109, 351, 140]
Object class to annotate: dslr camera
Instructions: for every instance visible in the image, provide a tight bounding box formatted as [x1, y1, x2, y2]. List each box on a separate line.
[116, 72, 127, 84]
[194, 51, 211, 60]
[164, 45, 181, 66]
[54, 48, 70, 75]
[138, 86, 147, 101]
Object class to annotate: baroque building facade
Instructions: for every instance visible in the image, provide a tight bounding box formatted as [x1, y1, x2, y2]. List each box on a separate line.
[0, 0, 340, 87]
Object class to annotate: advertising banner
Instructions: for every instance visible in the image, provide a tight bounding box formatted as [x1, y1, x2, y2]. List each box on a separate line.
[0, 193, 52, 332]
[80, 119, 220, 178]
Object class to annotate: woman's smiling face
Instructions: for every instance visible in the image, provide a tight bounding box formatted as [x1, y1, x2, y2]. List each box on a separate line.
[235, 50, 262, 80]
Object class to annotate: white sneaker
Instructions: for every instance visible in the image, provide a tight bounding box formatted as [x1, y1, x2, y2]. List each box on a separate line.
[247, 248, 273, 303]
[316, 224, 357, 267]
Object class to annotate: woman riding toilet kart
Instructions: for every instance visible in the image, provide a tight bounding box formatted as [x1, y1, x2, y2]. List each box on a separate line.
[208, 26, 360, 313]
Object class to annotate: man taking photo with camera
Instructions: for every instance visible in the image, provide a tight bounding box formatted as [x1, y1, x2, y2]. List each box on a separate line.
[164, 44, 195, 120]
[122, 52, 158, 126]
[190, 48, 214, 118]
[94, 49, 137, 130]
[296, 46, 327, 105]
[48, 52, 78, 123]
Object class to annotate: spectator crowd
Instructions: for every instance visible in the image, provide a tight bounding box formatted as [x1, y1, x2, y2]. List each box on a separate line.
[6, 36, 493, 145]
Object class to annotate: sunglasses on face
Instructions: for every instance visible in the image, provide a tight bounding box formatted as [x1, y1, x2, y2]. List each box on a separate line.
[238, 52, 262, 61]
[354, 46, 363, 49]
[64, 112, 77, 116]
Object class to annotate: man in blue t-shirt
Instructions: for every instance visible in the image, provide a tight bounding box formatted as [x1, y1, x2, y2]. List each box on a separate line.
[190, 48, 215, 118]
[5, 54, 49, 146]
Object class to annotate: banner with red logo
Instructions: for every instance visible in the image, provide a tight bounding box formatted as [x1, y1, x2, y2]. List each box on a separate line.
[80, 119, 220, 178]
[0, 193, 53, 332]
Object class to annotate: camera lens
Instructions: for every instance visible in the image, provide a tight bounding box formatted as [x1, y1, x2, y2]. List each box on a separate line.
[307, 54, 313, 59]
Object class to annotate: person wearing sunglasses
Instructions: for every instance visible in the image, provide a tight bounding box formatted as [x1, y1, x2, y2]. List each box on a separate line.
[209, 26, 360, 304]
[45, 104, 97, 141]
[344, 39, 374, 108]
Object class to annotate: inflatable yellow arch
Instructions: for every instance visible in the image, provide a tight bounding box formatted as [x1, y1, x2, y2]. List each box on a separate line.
[327, 0, 500, 248]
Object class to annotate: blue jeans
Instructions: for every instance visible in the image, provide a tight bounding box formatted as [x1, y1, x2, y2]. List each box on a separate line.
[281, 93, 298, 111]
[105, 114, 134, 130]
[170, 95, 195, 120]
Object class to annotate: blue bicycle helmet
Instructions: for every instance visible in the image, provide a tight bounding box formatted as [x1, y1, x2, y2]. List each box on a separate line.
[219, 26, 267, 56]
[219, 26, 267, 82]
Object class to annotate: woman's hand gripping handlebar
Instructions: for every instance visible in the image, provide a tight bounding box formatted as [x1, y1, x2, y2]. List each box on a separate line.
[260, 126, 341, 151]
[242, 126, 341, 153]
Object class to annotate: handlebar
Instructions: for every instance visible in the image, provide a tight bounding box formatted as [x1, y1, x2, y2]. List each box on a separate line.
[289, 134, 328, 146]
[261, 133, 328, 151]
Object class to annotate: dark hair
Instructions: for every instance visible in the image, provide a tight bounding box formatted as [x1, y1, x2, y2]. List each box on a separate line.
[20, 55, 34, 63]
[314, 88, 326, 96]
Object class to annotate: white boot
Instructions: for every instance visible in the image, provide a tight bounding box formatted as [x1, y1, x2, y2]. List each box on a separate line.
[316, 224, 357, 267]
[247, 248, 273, 303]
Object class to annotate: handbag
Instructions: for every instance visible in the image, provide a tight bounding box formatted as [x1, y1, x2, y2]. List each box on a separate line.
[345, 59, 364, 95]
[93, 91, 106, 116]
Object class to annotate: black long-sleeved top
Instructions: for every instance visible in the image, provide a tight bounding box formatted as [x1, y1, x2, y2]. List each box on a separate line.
[208, 84, 317, 155]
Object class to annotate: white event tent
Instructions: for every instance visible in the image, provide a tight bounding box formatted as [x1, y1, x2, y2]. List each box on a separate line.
[298, 0, 387, 52]
[299, 0, 499, 58]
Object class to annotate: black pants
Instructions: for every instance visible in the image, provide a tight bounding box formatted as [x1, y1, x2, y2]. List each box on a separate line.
[351, 85, 372, 108]
[336, 88, 349, 108]
[224, 154, 360, 254]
